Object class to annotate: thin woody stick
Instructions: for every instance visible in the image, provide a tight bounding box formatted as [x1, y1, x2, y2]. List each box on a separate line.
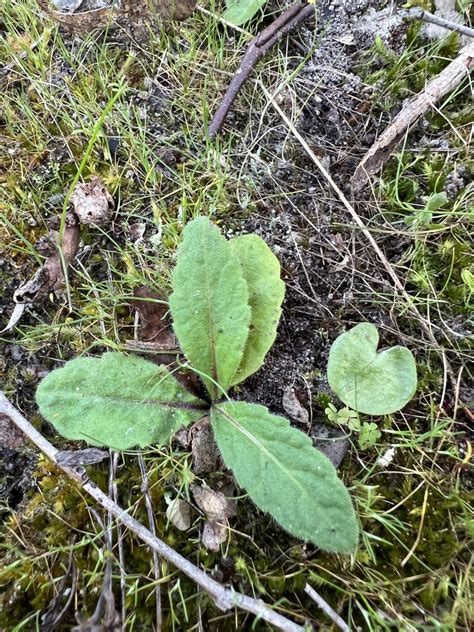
[111, 451, 127, 627]
[208, 2, 314, 138]
[138, 453, 163, 631]
[403, 7, 474, 39]
[352, 40, 474, 191]
[304, 584, 349, 632]
[0, 392, 304, 632]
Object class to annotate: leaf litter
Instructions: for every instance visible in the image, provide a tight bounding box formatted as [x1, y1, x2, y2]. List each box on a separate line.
[128, 285, 206, 400]
[10, 177, 113, 336]
[166, 497, 191, 531]
[70, 176, 114, 226]
[37, 0, 197, 39]
[191, 483, 236, 551]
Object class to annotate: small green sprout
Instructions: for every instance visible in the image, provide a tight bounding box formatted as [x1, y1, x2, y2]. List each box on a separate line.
[358, 422, 382, 450]
[325, 403, 359, 428]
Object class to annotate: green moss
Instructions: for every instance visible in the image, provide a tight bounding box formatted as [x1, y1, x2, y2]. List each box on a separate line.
[1, 441, 472, 629]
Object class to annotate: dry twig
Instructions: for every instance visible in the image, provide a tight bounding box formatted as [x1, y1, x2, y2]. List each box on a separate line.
[40, 549, 77, 630]
[403, 7, 474, 39]
[352, 40, 474, 191]
[304, 584, 349, 632]
[111, 451, 127, 627]
[0, 392, 304, 632]
[138, 453, 163, 631]
[208, 1, 315, 138]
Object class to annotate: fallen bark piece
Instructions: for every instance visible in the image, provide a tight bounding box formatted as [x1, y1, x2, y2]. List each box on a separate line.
[352, 40, 474, 191]
[14, 219, 80, 304]
[37, 0, 118, 31]
[52, 0, 84, 10]
[37, 0, 196, 36]
[311, 422, 349, 469]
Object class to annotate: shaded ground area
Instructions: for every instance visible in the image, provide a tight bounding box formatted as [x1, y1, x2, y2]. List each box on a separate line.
[1, 0, 473, 630]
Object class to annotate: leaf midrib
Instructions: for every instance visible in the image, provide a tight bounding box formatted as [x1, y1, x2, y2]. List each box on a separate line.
[201, 226, 219, 395]
[60, 391, 208, 411]
[215, 405, 308, 497]
[343, 347, 392, 400]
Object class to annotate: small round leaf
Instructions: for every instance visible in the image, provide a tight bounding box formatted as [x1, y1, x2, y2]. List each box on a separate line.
[327, 323, 417, 415]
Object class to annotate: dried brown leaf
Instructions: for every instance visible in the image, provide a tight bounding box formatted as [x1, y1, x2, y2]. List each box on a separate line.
[201, 520, 227, 552]
[166, 498, 191, 531]
[0, 414, 26, 449]
[191, 422, 220, 474]
[128, 286, 207, 400]
[14, 222, 80, 304]
[191, 485, 234, 522]
[131, 286, 176, 346]
[71, 177, 114, 226]
[56, 448, 108, 467]
[37, 0, 196, 38]
[282, 386, 309, 424]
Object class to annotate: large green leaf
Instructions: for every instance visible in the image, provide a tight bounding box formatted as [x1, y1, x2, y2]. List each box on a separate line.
[223, 0, 267, 26]
[229, 234, 284, 385]
[211, 401, 358, 553]
[327, 323, 417, 415]
[36, 352, 207, 449]
[169, 217, 251, 398]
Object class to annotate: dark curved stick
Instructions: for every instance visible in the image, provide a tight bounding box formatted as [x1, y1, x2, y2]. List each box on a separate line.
[208, 2, 315, 138]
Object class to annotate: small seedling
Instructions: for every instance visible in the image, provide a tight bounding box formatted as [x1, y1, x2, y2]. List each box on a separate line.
[404, 191, 448, 228]
[325, 404, 382, 450]
[325, 403, 359, 428]
[327, 322, 417, 416]
[326, 322, 417, 450]
[357, 422, 382, 450]
[37, 217, 359, 553]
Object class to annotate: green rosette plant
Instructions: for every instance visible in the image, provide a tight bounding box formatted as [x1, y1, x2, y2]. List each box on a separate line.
[37, 216, 359, 553]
